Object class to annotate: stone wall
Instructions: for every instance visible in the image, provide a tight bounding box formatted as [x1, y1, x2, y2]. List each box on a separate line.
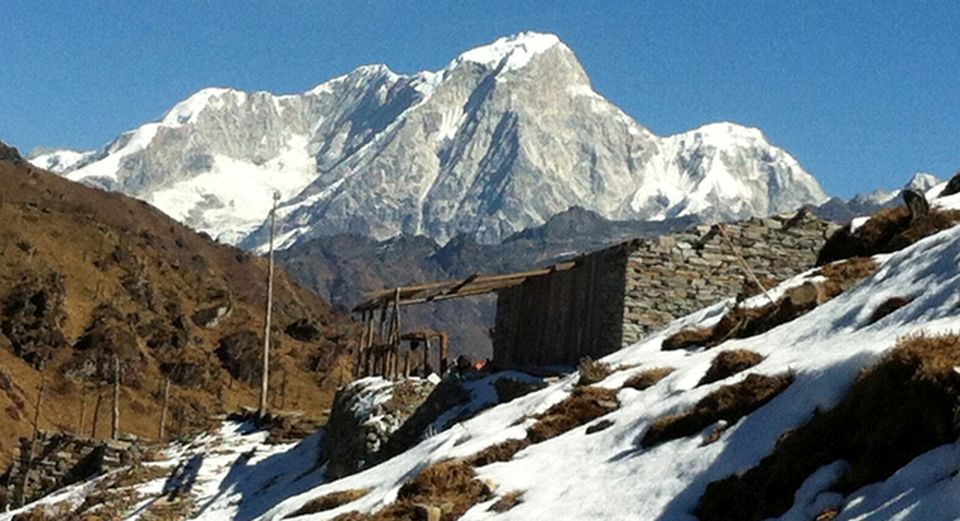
[621, 209, 835, 345]
[1, 431, 146, 508]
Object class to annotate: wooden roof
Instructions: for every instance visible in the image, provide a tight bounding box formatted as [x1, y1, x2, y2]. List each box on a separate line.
[352, 261, 576, 312]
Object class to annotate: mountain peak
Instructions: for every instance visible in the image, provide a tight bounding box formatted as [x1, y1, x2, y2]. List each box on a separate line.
[450, 31, 564, 71]
[161, 87, 244, 127]
[904, 172, 941, 192]
[681, 122, 766, 146]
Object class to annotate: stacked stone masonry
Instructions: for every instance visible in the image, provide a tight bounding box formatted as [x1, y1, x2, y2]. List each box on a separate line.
[493, 210, 835, 369]
[1, 431, 146, 508]
[620, 210, 834, 345]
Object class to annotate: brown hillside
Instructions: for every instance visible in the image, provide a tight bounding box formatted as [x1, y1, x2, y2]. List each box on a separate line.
[0, 142, 356, 467]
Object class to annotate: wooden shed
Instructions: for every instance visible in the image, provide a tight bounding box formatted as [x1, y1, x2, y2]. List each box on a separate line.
[355, 210, 832, 373]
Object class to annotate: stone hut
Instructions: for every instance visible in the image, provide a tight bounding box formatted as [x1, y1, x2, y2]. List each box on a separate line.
[492, 210, 835, 369]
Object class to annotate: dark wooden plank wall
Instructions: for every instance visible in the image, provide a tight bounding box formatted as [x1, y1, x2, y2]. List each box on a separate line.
[492, 246, 628, 369]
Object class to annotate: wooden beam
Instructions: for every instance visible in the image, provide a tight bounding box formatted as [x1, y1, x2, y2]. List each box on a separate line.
[354, 262, 578, 311]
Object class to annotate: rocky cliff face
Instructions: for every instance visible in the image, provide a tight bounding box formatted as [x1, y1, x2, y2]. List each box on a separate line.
[42, 32, 828, 248]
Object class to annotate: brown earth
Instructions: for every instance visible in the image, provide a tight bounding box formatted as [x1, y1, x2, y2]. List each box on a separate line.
[0, 142, 356, 467]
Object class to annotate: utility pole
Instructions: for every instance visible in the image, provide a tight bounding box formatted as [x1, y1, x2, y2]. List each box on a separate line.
[158, 376, 170, 441]
[112, 355, 121, 440]
[259, 191, 281, 418]
[19, 379, 46, 506]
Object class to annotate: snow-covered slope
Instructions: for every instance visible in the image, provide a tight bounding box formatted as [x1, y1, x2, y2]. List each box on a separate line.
[9, 209, 960, 520]
[50, 32, 827, 247]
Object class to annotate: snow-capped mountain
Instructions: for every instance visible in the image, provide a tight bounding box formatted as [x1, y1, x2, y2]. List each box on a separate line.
[27, 147, 97, 174]
[46, 32, 828, 248]
[849, 172, 942, 209]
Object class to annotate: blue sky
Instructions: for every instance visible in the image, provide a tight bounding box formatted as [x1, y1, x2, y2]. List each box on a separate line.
[2, 1, 957, 198]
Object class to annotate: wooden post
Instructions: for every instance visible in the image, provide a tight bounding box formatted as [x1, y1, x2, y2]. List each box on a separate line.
[423, 338, 431, 376]
[91, 389, 103, 438]
[403, 349, 410, 377]
[260, 191, 280, 417]
[30, 379, 46, 441]
[356, 310, 367, 378]
[378, 300, 389, 345]
[391, 288, 401, 379]
[439, 333, 449, 375]
[363, 311, 374, 377]
[281, 368, 289, 409]
[112, 355, 120, 440]
[78, 391, 87, 436]
[158, 376, 170, 442]
[18, 379, 47, 506]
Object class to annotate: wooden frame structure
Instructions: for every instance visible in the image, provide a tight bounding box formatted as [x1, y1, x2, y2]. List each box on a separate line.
[352, 262, 575, 378]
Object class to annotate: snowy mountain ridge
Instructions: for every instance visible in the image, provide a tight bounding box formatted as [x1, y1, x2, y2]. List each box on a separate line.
[37, 31, 828, 248]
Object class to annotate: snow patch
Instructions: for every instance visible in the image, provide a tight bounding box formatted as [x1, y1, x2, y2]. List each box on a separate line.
[451, 32, 561, 72]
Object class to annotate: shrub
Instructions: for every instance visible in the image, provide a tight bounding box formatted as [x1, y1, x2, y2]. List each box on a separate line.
[641, 373, 794, 448]
[585, 419, 615, 434]
[464, 438, 532, 467]
[698, 350, 764, 386]
[661, 327, 713, 351]
[288, 488, 370, 517]
[817, 206, 960, 265]
[576, 357, 612, 386]
[695, 333, 960, 521]
[867, 296, 913, 324]
[622, 368, 674, 391]
[526, 386, 619, 443]
[391, 460, 493, 520]
[336, 460, 494, 521]
[489, 490, 524, 513]
[816, 257, 878, 294]
[494, 378, 545, 403]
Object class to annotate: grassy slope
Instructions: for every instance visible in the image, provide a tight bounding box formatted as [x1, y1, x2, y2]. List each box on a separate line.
[0, 145, 356, 466]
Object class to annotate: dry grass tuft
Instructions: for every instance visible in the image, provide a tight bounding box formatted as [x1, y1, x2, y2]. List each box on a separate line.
[493, 378, 544, 403]
[818, 206, 960, 265]
[288, 488, 370, 518]
[622, 368, 674, 391]
[391, 460, 493, 520]
[816, 257, 878, 295]
[661, 328, 713, 351]
[336, 460, 494, 521]
[867, 296, 913, 324]
[699, 350, 764, 386]
[663, 258, 877, 352]
[10, 503, 73, 521]
[695, 333, 960, 521]
[641, 373, 794, 448]
[488, 490, 524, 513]
[526, 387, 620, 443]
[576, 357, 612, 387]
[464, 438, 532, 467]
[585, 419, 615, 434]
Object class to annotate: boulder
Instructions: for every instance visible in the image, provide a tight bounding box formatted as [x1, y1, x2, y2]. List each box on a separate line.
[903, 188, 930, 221]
